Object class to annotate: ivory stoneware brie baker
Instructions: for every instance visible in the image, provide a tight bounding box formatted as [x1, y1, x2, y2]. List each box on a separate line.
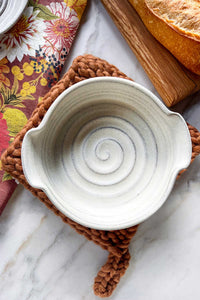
[21, 77, 192, 230]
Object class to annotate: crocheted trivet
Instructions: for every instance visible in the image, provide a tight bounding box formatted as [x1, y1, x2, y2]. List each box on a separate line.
[2, 55, 200, 298]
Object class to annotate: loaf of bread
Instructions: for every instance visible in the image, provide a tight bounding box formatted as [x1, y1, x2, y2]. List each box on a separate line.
[128, 0, 200, 75]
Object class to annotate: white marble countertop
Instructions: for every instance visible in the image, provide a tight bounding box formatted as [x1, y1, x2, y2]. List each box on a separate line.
[1, 1, 200, 299]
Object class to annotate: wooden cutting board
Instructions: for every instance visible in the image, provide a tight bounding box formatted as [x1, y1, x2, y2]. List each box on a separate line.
[101, 0, 200, 107]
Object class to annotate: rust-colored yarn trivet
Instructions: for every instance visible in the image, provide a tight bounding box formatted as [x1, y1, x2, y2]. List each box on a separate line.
[2, 55, 200, 298]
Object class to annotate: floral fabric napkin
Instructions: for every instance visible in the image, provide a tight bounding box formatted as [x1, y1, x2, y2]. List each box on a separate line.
[0, 0, 87, 214]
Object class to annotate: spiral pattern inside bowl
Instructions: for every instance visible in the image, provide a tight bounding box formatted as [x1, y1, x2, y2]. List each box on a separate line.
[40, 79, 175, 227]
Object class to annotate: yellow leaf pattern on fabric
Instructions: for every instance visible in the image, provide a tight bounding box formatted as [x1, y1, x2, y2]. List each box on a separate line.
[0, 77, 35, 113]
[38, 96, 43, 103]
[3, 108, 28, 137]
[64, 0, 87, 19]
[0, 58, 10, 88]
[2, 171, 13, 182]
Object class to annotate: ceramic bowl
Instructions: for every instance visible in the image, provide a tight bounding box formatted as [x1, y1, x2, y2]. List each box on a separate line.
[0, 0, 28, 34]
[21, 77, 192, 230]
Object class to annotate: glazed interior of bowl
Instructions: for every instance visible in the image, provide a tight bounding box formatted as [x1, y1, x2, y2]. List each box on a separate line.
[22, 78, 191, 230]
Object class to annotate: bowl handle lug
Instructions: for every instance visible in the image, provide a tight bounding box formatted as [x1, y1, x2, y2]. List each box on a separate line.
[21, 130, 45, 190]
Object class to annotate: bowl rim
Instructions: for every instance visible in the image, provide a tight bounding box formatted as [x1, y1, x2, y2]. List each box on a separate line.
[22, 77, 192, 229]
[0, 0, 28, 34]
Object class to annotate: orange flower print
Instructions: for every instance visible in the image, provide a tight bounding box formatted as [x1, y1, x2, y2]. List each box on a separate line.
[0, 58, 10, 88]
[64, 0, 87, 19]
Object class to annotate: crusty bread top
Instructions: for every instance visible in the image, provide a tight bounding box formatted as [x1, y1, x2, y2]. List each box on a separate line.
[145, 0, 200, 41]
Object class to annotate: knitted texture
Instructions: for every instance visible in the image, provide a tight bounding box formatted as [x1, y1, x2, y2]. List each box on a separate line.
[1, 54, 200, 298]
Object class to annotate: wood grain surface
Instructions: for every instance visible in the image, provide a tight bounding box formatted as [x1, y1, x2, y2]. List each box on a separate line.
[101, 0, 200, 107]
